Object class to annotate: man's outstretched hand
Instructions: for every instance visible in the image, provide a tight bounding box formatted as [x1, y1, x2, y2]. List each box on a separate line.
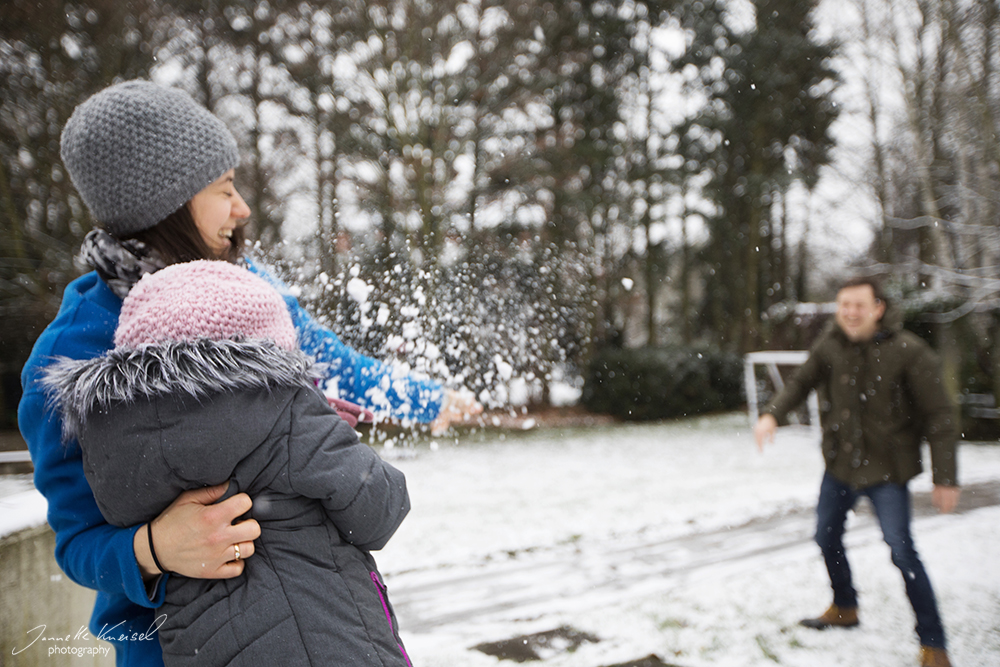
[932, 485, 961, 514]
[754, 413, 778, 453]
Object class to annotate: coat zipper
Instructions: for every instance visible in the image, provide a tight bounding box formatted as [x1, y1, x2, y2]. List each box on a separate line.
[370, 572, 412, 666]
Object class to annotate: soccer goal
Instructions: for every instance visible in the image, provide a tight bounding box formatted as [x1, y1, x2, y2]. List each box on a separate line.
[744, 350, 820, 437]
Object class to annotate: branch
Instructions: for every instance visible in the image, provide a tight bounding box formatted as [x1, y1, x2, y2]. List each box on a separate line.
[885, 214, 1000, 237]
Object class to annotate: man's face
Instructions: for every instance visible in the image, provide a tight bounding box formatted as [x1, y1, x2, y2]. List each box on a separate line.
[835, 284, 886, 342]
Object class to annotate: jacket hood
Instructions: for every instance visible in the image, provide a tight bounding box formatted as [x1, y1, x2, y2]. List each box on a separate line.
[41, 338, 321, 442]
[879, 300, 904, 333]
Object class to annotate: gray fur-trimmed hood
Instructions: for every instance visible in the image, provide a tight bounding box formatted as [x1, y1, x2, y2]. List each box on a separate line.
[41, 338, 322, 442]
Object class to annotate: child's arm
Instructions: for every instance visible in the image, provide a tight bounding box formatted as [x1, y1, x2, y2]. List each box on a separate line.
[285, 387, 410, 551]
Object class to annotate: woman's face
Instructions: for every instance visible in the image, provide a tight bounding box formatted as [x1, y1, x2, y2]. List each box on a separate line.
[188, 169, 250, 257]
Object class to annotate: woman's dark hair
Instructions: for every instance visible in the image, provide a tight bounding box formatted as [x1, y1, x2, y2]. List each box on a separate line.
[125, 204, 245, 264]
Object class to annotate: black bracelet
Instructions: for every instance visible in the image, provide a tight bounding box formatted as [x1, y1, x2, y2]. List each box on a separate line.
[147, 523, 170, 575]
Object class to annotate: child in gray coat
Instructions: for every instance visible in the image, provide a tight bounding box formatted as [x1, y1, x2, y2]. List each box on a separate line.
[43, 260, 412, 666]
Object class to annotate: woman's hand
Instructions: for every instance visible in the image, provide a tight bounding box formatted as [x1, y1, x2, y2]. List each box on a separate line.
[133, 482, 261, 580]
[430, 389, 484, 436]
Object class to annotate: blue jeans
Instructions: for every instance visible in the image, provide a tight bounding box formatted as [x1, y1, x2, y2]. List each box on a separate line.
[815, 472, 946, 648]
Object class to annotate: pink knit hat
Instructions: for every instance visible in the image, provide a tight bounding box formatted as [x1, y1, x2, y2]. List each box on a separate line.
[115, 260, 297, 350]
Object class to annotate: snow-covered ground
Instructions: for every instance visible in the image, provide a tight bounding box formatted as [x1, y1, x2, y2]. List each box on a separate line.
[3, 412, 998, 666]
[373, 412, 1000, 667]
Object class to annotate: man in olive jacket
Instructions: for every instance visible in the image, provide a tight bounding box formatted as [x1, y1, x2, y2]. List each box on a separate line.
[754, 277, 960, 667]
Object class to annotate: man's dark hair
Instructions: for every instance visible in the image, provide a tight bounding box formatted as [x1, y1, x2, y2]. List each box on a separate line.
[125, 204, 245, 265]
[839, 275, 888, 306]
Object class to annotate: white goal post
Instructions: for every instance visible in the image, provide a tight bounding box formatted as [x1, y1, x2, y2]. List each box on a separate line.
[744, 350, 820, 437]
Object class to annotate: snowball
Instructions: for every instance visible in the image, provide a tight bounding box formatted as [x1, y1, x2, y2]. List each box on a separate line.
[494, 356, 514, 381]
[346, 277, 372, 306]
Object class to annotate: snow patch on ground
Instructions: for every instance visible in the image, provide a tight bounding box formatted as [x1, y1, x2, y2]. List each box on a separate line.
[376, 413, 1000, 667]
[0, 486, 48, 537]
[3, 413, 998, 666]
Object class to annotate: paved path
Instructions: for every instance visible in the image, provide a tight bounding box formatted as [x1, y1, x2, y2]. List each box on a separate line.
[388, 480, 1000, 633]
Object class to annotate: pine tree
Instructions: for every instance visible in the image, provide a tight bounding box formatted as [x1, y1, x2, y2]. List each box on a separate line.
[674, 0, 838, 351]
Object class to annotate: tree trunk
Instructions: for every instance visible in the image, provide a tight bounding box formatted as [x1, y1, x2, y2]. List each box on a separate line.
[680, 207, 691, 345]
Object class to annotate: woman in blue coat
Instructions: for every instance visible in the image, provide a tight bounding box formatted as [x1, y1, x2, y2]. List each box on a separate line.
[18, 80, 478, 666]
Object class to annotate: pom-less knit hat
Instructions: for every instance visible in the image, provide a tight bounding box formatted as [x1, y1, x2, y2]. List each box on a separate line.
[115, 261, 297, 351]
[60, 80, 240, 237]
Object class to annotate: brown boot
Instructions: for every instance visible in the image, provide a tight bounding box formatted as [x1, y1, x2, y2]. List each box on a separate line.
[920, 646, 952, 667]
[799, 604, 859, 629]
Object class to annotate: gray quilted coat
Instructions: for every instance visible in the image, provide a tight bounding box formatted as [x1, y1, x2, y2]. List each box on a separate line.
[42, 339, 412, 666]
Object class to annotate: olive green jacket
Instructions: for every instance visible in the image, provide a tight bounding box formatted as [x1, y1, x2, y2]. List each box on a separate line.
[763, 321, 958, 488]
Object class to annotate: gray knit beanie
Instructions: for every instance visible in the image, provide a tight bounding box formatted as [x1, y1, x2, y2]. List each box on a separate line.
[60, 80, 240, 237]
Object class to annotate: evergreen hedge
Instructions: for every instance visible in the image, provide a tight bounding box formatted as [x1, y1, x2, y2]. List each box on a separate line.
[582, 346, 744, 420]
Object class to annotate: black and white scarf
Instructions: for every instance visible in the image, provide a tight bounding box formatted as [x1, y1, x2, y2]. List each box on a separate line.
[80, 229, 167, 299]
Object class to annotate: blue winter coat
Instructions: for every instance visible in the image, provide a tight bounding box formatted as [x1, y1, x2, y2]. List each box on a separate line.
[18, 265, 440, 666]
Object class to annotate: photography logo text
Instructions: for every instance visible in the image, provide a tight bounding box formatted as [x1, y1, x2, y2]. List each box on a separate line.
[11, 615, 166, 659]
